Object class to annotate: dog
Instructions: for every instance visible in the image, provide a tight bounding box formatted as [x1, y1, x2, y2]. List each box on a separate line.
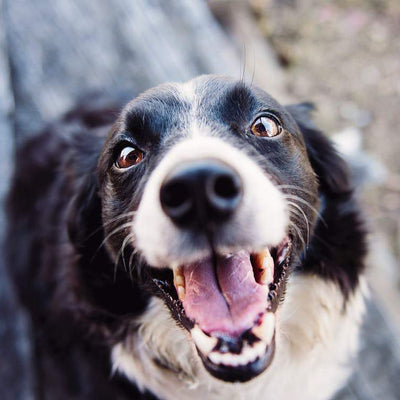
[7, 75, 367, 400]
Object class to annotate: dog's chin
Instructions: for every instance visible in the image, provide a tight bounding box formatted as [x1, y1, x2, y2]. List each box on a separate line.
[149, 237, 292, 383]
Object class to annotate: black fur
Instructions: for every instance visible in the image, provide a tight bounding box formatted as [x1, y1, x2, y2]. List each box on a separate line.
[6, 78, 366, 398]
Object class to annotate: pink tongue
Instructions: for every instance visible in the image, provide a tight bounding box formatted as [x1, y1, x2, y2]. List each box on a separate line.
[182, 250, 268, 336]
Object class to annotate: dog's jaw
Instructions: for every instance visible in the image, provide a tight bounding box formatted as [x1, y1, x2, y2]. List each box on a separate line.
[112, 276, 367, 400]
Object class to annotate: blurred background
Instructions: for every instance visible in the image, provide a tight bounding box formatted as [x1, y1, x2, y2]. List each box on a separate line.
[0, 0, 399, 399]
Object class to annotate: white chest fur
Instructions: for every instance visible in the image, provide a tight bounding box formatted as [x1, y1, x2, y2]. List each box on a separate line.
[112, 274, 367, 400]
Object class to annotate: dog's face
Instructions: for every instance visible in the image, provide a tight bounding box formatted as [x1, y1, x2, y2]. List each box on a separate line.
[97, 76, 319, 382]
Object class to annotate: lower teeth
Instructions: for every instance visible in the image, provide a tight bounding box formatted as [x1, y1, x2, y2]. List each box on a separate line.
[208, 340, 267, 367]
[191, 325, 218, 356]
[191, 312, 275, 368]
[251, 312, 275, 343]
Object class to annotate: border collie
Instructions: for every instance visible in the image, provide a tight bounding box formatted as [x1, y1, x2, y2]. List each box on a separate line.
[7, 75, 367, 400]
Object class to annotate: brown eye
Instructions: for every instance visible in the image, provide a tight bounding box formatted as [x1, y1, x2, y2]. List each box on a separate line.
[251, 115, 281, 137]
[115, 146, 144, 169]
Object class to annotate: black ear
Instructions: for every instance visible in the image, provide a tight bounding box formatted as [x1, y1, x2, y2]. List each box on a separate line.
[67, 132, 103, 248]
[286, 103, 351, 195]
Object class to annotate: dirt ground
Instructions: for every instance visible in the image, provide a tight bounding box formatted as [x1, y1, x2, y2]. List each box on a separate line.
[214, 0, 400, 326]
[263, 0, 400, 250]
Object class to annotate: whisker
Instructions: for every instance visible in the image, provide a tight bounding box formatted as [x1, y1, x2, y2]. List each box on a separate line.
[240, 43, 247, 83]
[100, 222, 132, 250]
[283, 194, 327, 227]
[113, 232, 135, 283]
[91, 222, 133, 263]
[85, 211, 136, 241]
[287, 201, 310, 245]
[128, 248, 139, 282]
[289, 221, 306, 250]
[115, 232, 136, 278]
[103, 211, 136, 227]
[120, 233, 135, 272]
[250, 48, 256, 87]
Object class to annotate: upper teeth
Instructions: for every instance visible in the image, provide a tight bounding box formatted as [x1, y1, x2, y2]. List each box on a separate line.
[253, 248, 274, 285]
[173, 266, 185, 301]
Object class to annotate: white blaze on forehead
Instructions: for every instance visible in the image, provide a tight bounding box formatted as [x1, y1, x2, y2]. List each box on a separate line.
[133, 136, 288, 267]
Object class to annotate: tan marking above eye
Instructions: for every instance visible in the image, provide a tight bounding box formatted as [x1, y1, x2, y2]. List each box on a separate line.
[251, 116, 281, 138]
[115, 146, 144, 169]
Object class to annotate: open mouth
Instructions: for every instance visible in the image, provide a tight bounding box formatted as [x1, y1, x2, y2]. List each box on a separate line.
[150, 237, 292, 382]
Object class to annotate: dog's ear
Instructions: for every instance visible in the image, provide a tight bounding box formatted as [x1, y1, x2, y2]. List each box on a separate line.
[286, 103, 351, 195]
[67, 132, 103, 249]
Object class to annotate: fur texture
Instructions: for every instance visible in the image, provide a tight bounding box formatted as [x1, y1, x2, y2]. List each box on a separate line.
[6, 76, 367, 399]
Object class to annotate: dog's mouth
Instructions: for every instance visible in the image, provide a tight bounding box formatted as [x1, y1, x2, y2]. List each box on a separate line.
[150, 237, 292, 383]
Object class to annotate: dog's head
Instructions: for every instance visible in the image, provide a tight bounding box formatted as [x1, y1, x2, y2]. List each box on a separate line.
[75, 75, 349, 383]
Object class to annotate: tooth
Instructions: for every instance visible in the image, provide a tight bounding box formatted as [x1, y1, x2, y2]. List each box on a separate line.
[209, 352, 222, 365]
[177, 285, 185, 301]
[173, 265, 185, 300]
[259, 266, 274, 285]
[252, 341, 266, 358]
[191, 325, 218, 356]
[230, 355, 239, 367]
[253, 249, 274, 285]
[261, 249, 274, 284]
[251, 313, 275, 344]
[236, 354, 245, 366]
[173, 265, 184, 285]
[241, 343, 257, 363]
[222, 353, 234, 366]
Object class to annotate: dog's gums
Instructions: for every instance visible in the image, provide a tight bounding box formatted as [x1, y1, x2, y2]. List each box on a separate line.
[151, 237, 291, 381]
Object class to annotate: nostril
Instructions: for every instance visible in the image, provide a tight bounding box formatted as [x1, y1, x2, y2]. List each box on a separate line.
[160, 181, 193, 220]
[162, 181, 189, 208]
[213, 174, 241, 200]
[206, 171, 242, 217]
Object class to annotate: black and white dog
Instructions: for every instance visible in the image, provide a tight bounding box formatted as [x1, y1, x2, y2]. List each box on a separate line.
[7, 75, 367, 400]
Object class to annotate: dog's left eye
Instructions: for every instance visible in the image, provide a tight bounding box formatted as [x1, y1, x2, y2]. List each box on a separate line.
[115, 146, 144, 169]
[251, 115, 281, 138]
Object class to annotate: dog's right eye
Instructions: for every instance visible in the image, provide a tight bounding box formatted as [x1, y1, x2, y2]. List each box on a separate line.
[115, 146, 144, 169]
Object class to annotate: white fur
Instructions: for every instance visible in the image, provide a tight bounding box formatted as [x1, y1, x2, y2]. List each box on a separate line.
[179, 80, 197, 104]
[112, 275, 367, 400]
[133, 135, 288, 267]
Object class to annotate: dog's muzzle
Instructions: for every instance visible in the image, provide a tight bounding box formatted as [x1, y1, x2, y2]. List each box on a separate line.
[133, 137, 290, 382]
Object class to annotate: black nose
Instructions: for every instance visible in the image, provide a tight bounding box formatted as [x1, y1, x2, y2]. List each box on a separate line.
[160, 161, 242, 228]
